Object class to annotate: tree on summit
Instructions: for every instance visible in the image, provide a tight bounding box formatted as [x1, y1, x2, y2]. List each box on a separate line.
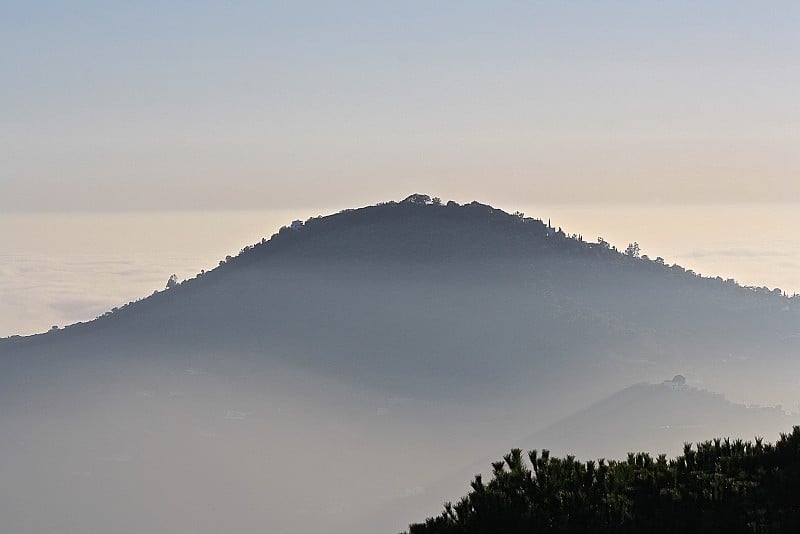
[402, 194, 432, 204]
[165, 274, 178, 290]
[625, 242, 641, 258]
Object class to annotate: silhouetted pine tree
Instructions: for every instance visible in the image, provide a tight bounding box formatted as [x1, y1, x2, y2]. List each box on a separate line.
[407, 427, 800, 534]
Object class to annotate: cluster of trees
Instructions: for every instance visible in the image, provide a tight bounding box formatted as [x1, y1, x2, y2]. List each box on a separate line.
[407, 427, 800, 533]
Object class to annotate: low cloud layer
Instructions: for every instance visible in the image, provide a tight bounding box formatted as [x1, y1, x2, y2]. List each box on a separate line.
[0, 210, 303, 336]
[0, 252, 202, 336]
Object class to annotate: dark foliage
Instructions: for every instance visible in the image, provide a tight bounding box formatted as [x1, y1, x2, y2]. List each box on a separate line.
[407, 427, 800, 534]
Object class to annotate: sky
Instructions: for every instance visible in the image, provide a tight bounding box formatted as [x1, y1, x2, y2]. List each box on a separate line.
[2, 1, 800, 336]
[2, 1, 799, 211]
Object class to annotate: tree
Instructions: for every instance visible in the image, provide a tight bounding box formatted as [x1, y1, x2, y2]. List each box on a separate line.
[625, 242, 641, 258]
[406, 426, 800, 534]
[671, 374, 686, 386]
[403, 193, 432, 204]
[166, 274, 178, 290]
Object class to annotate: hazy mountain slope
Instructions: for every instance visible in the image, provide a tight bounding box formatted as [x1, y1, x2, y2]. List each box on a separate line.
[527, 381, 795, 460]
[4, 197, 798, 405]
[1, 196, 799, 534]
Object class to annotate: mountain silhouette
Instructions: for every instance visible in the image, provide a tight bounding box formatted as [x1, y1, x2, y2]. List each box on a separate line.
[4, 195, 798, 405]
[1, 195, 799, 534]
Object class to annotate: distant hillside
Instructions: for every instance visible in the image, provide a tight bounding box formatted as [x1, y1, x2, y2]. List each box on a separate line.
[525, 380, 794, 460]
[2, 194, 799, 405]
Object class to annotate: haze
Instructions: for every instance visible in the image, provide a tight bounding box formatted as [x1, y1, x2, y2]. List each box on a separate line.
[2, 2, 800, 534]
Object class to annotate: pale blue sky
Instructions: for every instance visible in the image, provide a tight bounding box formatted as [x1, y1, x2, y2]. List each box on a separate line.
[2, 1, 799, 211]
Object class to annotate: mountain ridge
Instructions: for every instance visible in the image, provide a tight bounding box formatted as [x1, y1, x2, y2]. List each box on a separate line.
[3, 195, 799, 407]
[4, 194, 795, 346]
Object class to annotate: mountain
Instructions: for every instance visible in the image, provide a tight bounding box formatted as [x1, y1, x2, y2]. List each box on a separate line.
[524, 380, 795, 460]
[1, 195, 798, 533]
[5, 195, 798, 405]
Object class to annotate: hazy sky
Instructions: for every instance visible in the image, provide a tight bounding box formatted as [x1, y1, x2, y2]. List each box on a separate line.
[3, 1, 799, 212]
